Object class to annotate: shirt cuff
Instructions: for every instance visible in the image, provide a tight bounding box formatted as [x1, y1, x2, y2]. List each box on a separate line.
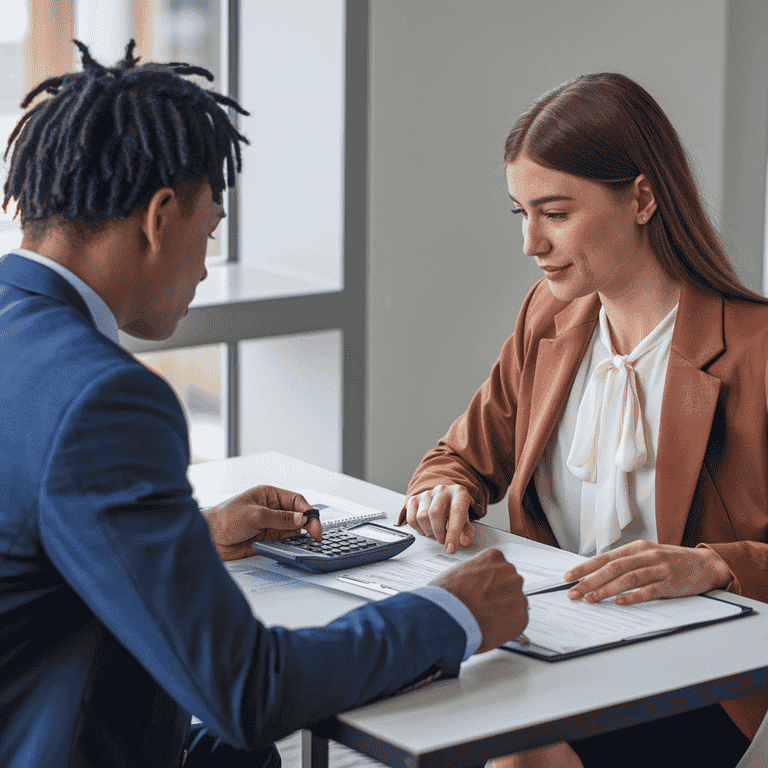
[412, 586, 482, 660]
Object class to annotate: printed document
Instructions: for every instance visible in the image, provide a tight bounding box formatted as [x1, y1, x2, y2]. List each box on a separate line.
[253, 534, 588, 598]
[504, 588, 747, 659]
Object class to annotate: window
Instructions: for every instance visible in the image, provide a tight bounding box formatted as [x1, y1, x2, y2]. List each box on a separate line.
[1, 0, 365, 475]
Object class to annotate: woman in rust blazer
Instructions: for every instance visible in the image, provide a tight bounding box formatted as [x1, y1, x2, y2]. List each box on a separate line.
[400, 73, 768, 768]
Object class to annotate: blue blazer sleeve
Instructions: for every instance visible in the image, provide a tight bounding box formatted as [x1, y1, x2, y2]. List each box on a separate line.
[38, 363, 466, 750]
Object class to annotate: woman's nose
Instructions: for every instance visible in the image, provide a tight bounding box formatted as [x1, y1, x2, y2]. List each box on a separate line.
[522, 220, 549, 258]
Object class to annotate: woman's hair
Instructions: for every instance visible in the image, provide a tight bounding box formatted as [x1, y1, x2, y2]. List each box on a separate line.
[504, 72, 766, 303]
[3, 39, 249, 239]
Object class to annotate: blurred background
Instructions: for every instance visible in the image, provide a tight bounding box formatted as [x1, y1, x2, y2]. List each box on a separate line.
[1, 2, 767, 535]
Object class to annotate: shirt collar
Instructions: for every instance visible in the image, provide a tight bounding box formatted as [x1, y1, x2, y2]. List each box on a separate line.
[10, 248, 120, 345]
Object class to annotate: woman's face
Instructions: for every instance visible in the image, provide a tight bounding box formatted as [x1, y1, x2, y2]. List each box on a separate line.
[505, 155, 652, 303]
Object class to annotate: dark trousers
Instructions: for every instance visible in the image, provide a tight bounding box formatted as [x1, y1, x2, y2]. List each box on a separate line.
[182, 723, 281, 768]
[570, 703, 750, 768]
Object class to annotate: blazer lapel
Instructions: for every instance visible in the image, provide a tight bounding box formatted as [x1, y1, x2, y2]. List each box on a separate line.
[515, 293, 601, 490]
[0, 253, 94, 324]
[655, 285, 724, 545]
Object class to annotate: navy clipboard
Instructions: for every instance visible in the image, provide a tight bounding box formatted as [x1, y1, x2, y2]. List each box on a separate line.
[502, 588, 753, 662]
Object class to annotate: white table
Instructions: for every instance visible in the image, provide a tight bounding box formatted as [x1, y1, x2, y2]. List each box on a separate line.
[189, 452, 768, 768]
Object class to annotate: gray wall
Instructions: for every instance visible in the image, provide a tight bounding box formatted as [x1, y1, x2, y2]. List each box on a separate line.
[365, 0, 768, 528]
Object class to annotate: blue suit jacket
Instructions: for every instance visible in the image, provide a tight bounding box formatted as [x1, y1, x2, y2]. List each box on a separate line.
[0, 254, 466, 768]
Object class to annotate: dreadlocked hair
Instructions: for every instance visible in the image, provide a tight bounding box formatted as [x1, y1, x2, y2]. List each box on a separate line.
[3, 39, 249, 238]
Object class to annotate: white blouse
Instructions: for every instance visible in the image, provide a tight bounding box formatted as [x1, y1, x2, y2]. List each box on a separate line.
[533, 303, 678, 556]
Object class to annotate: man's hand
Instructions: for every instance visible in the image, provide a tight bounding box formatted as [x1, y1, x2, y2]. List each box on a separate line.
[431, 549, 528, 653]
[203, 485, 322, 561]
[399, 484, 475, 554]
[564, 540, 735, 606]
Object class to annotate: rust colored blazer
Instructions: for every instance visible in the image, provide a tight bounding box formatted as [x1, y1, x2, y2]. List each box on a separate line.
[404, 278, 768, 740]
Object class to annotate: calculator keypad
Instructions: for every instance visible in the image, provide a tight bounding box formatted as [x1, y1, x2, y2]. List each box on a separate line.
[280, 529, 379, 557]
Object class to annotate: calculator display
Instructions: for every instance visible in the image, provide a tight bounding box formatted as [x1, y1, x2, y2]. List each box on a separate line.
[352, 524, 406, 543]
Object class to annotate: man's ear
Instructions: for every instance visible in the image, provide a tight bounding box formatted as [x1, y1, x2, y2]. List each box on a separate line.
[140, 187, 177, 256]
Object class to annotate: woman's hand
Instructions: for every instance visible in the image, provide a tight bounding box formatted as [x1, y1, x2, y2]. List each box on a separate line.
[399, 484, 475, 554]
[564, 540, 735, 605]
[203, 485, 322, 561]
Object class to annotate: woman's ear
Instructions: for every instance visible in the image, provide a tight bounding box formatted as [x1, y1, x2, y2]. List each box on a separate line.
[140, 187, 177, 256]
[633, 174, 657, 222]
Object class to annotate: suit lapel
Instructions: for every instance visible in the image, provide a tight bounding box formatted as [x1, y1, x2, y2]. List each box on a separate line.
[0, 252, 94, 324]
[516, 293, 601, 490]
[655, 285, 723, 544]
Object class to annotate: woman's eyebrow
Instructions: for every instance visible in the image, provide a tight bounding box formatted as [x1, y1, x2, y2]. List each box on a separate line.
[509, 193, 575, 207]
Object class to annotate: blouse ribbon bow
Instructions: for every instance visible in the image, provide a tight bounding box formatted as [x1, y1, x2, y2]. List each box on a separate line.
[565, 307, 672, 552]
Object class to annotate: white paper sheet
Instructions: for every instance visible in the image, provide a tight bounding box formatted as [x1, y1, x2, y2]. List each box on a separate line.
[226, 562, 308, 595]
[221, 490, 590, 599]
[253, 545, 584, 599]
[507, 588, 745, 655]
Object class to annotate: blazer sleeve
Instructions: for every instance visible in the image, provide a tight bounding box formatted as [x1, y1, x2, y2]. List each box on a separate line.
[400, 282, 542, 523]
[695, 355, 768, 605]
[37, 364, 467, 751]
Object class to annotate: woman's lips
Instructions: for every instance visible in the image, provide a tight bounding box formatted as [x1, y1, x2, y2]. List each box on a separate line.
[540, 264, 570, 275]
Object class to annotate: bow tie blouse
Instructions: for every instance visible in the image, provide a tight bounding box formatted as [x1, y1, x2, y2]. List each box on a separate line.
[534, 303, 679, 556]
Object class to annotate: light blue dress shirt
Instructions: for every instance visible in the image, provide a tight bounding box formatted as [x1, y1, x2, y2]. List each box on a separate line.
[11, 248, 120, 344]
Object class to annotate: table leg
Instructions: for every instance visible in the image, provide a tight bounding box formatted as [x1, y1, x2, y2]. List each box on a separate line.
[301, 729, 329, 768]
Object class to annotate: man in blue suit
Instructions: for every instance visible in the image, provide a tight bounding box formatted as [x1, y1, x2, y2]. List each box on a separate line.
[0, 41, 529, 767]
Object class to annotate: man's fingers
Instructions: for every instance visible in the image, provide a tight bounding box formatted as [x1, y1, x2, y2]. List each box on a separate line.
[291, 492, 316, 514]
[253, 507, 308, 530]
[303, 516, 323, 541]
[271, 487, 315, 513]
[241, 485, 316, 514]
[277, 515, 322, 541]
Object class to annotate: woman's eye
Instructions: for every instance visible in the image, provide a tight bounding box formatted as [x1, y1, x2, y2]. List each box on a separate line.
[510, 208, 566, 221]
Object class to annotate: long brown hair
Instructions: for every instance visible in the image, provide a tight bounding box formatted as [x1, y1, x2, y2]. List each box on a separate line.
[504, 72, 767, 303]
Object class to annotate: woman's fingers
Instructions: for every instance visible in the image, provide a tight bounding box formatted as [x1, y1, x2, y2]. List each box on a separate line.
[566, 541, 734, 605]
[404, 485, 475, 551]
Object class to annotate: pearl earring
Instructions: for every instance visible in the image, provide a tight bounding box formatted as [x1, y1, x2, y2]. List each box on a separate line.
[641, 215, 647, 223]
